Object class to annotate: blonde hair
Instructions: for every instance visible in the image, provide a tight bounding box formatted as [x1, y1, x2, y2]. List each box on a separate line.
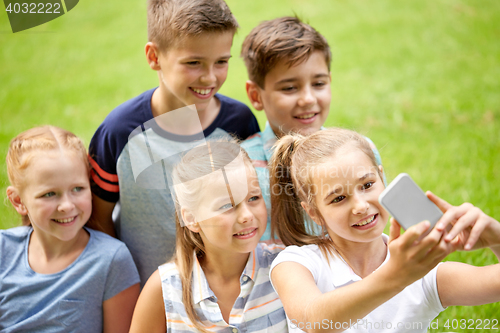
[147, 0, 239, 51]
[6, 126, 89, 225]
[171, 140, 253, 332]
[269, 128, 382, 254]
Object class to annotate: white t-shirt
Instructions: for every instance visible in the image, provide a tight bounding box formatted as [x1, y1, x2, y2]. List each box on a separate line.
[270, 235, 445, 333]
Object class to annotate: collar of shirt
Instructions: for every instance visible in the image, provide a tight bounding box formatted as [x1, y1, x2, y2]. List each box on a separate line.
[328, 234, 390, 287]
[191, 248, 259, 304]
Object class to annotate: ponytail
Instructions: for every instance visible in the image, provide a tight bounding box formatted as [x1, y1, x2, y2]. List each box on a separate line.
[270, 134, 322, 246]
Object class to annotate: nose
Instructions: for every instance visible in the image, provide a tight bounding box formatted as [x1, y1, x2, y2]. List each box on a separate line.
[297, 86, 316, 108]
[237, 202, 254, 224]
[352, 193, 369, 215]
[200, 65, 216, 85]
[58, 194, 75, 212]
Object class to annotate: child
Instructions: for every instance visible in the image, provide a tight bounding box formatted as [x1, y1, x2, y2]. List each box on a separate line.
[269, 128, 500, 333]
[240, 17, 383, 241]
[88, 0, 260, 285]
[0, 126, 140, 333]
[129, 141, 287, 332]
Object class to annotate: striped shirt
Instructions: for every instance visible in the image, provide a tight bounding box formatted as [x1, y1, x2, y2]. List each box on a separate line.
[241, 122, 386, 241]
[159, 243, 287, 333]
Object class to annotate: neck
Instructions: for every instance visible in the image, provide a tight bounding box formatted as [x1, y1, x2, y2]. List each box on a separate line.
[200, 249, 250, 282]
[151, 83, 220, 134]
[330, 235, 387, 278]
[29, 227, 89, 262]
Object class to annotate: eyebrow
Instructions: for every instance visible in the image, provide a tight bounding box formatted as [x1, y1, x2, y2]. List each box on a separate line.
[275, 73, 329, 85]
[181, 54, 232, 61]
[323, 172, 376, 202]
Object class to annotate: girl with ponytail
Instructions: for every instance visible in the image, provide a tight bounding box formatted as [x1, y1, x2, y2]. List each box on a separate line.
[269, 127, 500, 333]
[130, 141, 287, 332]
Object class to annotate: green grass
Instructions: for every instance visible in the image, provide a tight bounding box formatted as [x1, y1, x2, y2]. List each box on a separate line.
[1, 0, 499, 330]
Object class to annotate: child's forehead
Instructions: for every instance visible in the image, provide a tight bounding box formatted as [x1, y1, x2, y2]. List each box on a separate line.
[164, 31, 234, 53]
[263, 51, 330, 87]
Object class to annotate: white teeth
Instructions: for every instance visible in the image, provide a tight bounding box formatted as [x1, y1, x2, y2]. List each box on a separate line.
[53, 217, 75, 223]
[235, 229, 254, 236]
[296, 114, 315, 119]
[354, 215, 375, 227]
[192, 88, 211, 95]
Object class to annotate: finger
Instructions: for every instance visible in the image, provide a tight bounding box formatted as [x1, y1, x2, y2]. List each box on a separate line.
[389, 218, 401, 243]
[463, 213, 489, 250]
[426, 191, 453, 213]
[442, 203, 477, 241]
[436, 202, 472, 233]
[401, 220, 431, 248]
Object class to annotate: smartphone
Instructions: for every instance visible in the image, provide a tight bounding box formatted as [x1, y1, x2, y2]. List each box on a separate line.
[379, 173, 443, 233]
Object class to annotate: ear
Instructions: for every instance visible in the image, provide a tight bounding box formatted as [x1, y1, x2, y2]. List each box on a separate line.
[181, 208, 201, 233]
[245, 80, 264, 111]
[6, 186, 27, 216]
[145, 42, 161, 71]
[301, 201, 321, 226]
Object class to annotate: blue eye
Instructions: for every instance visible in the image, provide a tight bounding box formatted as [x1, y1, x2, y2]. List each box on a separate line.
[41, 192, 55, 198]
[219, 203, 233, 210]
[72, 187, 84, 192]
[248, 195, 260, 202]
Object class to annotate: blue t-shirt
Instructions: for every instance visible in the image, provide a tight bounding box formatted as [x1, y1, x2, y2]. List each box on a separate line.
[89, 88, 260, 285]
[0, 227, 140, 333]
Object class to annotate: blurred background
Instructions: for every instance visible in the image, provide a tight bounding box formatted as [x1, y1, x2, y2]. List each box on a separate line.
[1, 0, 499, 327]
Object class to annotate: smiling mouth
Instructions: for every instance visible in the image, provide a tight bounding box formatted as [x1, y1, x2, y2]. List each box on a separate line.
[353, 214, 377, 227]
[295, 113, 317, 120]
[53, 217, 76, 224]
[234, 228, 256, 236]
[190, 88, 212, 95]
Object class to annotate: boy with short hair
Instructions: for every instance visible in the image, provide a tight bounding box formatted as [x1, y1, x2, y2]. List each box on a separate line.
[240, 16, 383, 240]
[89, 0, 259, 285]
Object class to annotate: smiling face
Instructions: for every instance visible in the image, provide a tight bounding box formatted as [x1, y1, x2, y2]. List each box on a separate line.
[154, 31, 233, 113]
[185, 167, 267, 256]
[13, 151, 92, 243]
[248, 51, 331, 137]
[304, 147, 388, 245]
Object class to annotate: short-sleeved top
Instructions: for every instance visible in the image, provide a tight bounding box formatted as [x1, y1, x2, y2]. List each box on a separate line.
[270, 235, 445, 333]
[241, 123, 385, 241]
[0, 226, 140, 333]
[159, 243, 288, 333]
[89, 88, 260, 285]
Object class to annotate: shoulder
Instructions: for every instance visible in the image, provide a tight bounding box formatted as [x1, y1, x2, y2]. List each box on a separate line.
[241, 131, 264, 150]
[85, 228, 134, 262]
[255, 242, 285, 267]
[91, 88, 157, 146]
[217, 94, 252, 113]
[158, 261, 180, 282]
[271, 244, 324, 271]
[0, 226, 31, 240]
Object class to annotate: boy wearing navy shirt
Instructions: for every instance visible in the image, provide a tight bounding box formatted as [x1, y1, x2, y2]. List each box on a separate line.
[89, 0, 259, 285]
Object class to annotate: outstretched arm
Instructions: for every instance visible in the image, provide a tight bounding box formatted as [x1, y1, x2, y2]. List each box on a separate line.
[129, 270, 166, 333]
[437, 262, 500, 307]
[271, 220, 453, 333]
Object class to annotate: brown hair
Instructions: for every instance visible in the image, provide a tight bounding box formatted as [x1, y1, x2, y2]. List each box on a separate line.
[241, 16, 332, 88]
[6, 126, 89, 226]
[269, 128, 382, 255]
[147, 0, 239, 51]
[171, 140, 253, 332]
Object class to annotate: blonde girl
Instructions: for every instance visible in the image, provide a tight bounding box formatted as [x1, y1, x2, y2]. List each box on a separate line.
[0, 126, 140, 333]
[130, 141, 287, 332]
[269, 128, 500, 333]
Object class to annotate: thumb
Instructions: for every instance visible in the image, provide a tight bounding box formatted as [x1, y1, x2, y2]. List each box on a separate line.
[426, 191, 452, 213]
[389, 218, 401, 243]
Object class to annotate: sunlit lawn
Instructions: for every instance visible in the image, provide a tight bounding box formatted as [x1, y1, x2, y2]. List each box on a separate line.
[1, 0, 499, 329]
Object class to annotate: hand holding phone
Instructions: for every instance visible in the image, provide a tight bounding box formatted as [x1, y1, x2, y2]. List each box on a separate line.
[379, 173, 443, 233]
